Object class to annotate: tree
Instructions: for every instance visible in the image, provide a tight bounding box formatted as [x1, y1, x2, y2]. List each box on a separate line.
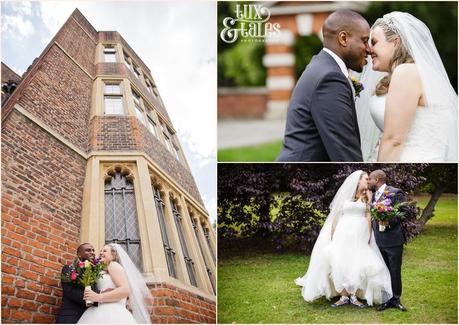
[419, 164, 458, 223]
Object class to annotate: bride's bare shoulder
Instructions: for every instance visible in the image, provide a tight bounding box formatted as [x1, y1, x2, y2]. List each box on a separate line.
[390, 63, 423, 95]
[107, 261, 123, 271]
[392, 63, 421, 81]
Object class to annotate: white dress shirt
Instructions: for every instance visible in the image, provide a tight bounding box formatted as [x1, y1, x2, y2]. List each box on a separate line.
[374, 184, 387, 202]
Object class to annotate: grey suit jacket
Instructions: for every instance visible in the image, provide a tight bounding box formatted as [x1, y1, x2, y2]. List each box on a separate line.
[372, 185, 407, 248]
[277, 49, 363, 162]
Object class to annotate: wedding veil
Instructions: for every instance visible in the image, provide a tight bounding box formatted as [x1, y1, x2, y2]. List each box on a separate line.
[110, 243, 153, 324]
[295, 170, 392, 303]
[356, 11, 458, 161]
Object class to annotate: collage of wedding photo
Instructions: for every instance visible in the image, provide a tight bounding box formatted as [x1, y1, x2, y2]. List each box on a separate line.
[1, 0, 458, 324]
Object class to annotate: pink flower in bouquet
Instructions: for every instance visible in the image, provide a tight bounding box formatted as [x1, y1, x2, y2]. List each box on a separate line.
[78, 261, 85, 268]
[70, 270, 77, 281]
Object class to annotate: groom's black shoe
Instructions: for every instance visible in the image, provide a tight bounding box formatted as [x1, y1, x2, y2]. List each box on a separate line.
[392, 302, 407, 312]
[377, 301, 392, 311]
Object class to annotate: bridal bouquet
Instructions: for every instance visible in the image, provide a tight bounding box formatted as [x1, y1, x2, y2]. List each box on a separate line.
[370, 192, 405, 232]
[62, 257, 105, 306]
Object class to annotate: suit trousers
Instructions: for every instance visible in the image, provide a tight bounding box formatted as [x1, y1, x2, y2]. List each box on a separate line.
[378, 244, 403, 302]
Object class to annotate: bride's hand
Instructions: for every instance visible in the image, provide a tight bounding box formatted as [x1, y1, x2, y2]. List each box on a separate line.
[84, 287, 101, 302]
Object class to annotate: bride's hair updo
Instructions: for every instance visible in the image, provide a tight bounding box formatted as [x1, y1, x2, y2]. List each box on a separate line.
[372, 18, 414, 96]
[355, 171, 369, 203]
[108, 244, 121, 264]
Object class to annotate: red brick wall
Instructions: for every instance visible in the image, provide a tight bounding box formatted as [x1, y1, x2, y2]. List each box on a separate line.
[150, 283, 216, 324]
[16, 44, 93, 152]
[1, 110, 87, 323]
[54, 15, 97, 76]
[218, 88, 267, 119]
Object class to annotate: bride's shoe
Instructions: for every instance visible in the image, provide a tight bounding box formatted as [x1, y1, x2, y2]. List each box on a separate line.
[330, 296, 350, 307]
[350, 295, 366, 308]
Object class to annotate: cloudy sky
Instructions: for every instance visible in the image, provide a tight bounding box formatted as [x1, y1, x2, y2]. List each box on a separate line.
[1, 1, 217, 224]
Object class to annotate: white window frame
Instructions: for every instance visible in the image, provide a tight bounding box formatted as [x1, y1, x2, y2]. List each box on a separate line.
[104, 45, 117, 63]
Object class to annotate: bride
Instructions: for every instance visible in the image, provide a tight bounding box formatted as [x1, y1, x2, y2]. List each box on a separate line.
[356, 11, 457, 162]
[77, 244, 153, 324]
[295, 170, 392, 307]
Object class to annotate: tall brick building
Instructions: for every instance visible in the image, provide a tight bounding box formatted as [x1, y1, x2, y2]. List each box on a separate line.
[1, 9, 216, 324]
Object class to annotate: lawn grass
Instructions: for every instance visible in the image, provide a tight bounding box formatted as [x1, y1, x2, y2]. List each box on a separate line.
[217, 196, 458, 323]
[217, 140, 282, 162]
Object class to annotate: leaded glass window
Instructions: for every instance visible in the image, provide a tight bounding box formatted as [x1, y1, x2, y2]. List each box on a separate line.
[105, 172, 142, 271]
[191, 216, 215, 293]
[202, 225, 215, 263]
[171, 199, 197, 287]
[153, 186, 177, 278]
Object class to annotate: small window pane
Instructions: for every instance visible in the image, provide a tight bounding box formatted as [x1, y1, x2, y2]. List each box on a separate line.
[134, 68, 141, 79]
[124, 60, 131, 71]
[132, 91, 141, 106]
[135, 106, 146, 125]
[105, 84, 121, 94]
[104, 46, 116, 53]
[148, 117, 157, 137]
[104, 96, 123, 115]
[104, 53, 116, 63]
[104, 46, 117, 63]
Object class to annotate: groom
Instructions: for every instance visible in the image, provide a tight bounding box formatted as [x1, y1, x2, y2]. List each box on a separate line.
[369, 170, 407, 312]
[277, 10, 370, 162]
[56, 243, 101, 323]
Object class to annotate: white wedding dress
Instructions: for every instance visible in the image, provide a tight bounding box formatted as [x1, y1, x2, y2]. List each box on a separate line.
[77, 271, 137, 324]
[368, 94, 451, 162]
[295, 199, 392, 306]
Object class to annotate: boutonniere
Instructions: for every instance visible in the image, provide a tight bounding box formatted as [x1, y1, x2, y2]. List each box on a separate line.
[349, 76, 364, 97]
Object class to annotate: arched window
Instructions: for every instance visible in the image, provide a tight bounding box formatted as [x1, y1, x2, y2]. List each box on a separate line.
[104, 170, 142, 271]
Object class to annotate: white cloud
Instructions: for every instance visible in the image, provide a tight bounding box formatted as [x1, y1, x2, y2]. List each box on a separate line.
[38, 1, 76, 36]
[1, 14, 34, 39]
[9, 1, 32, 16]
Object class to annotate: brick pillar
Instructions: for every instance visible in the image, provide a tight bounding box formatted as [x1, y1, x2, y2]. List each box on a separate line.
[262, 12, 328, 119]
[263, 29, 295, 120]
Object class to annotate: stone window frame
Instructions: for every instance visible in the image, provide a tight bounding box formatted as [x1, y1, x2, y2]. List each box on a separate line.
[103, 81, 125, 115]
[132, 89, 147, 126]
[103, 44, 117, 63]
[123, 51, 134, 73]
[187, 206, 216, 294]
[159, 120, 181, 161]
[80, 157, 216, 299]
